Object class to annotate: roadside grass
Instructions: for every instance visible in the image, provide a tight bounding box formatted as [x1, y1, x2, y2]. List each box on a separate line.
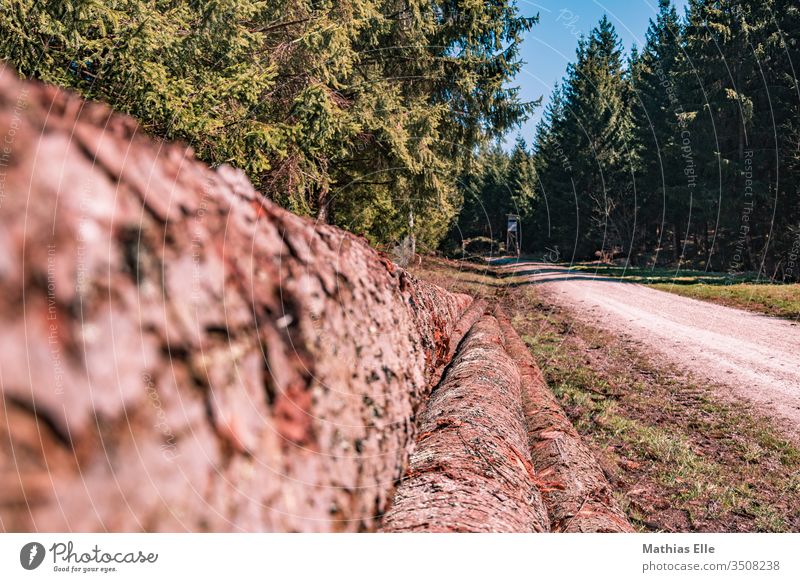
[411, 257, 499, 297]
[413, 256, 800, 532]
[508, 292, 800, 532]
[569, 262, 800, 320]
[568, 262, 757, 284]
[649, 283, 800, 320]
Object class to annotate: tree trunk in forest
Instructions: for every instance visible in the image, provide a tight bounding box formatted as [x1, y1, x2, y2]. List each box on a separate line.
[674, 221, 683, 260]
[408, 207, 416, 257]
[316, 182, 331, 223]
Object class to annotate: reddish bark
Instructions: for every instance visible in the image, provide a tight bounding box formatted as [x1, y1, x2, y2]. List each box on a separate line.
[443, 298, 487, 363]
[0, 70, 471, 532]
[495, 309, 634, 532]
[380, 315, 550, 532]
[0, 70, 634, 534]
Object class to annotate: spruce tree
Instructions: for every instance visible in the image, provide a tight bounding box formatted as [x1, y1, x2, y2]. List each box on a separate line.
[546, 16, 635, 258]
[1, 0, 539, 251]
[629, 0, 684, 260]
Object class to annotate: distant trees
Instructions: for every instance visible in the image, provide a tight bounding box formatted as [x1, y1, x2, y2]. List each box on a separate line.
[523, 0, 800, 279]
[628, 0, 683, 259]
[5, 1, 798, 276]
[0, 0, 536, 250]
[446, 138, 535, 254]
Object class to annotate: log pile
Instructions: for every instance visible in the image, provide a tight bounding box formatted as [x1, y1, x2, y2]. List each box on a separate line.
[380, 315, 550, 532]
[0, 70, 631, 533]
[0, 69, 469, 532]
[497, 310, 634, 532]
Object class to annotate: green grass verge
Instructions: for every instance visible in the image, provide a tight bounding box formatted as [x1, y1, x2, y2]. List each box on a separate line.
[650, 283, 800, 320]
[510, 299, 800, 532]
[569, 263, 799, 320]
[568, 263, 758, 284]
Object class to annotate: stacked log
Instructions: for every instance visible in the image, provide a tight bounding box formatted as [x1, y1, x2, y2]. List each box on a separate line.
[496, 310, 634, 532]
[0, 69, 470, 532]
[0, 69, 632, 534]
[380, 315, 550, 532]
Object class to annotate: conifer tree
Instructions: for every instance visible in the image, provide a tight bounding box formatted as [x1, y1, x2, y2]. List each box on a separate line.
[537, 16, 634, 258]
[629, 0, 684, 257]
[1, 0, 538, 250]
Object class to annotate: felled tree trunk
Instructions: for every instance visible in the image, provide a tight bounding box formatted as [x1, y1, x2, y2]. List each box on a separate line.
[495, 310, 634, 533]
[380, 315, 550, 532]
[0, 69, 471, 532]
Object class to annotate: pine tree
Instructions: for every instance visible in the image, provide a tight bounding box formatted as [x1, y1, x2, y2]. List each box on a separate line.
[507, 137, 537, 221]
[0, 0, 275, 177]
[528, 83, 577, 255]
[539, 16, 635, 258]
[521, 1, 799, 275]
[757, 0, 800, 279]
[629, 0, 684, 260]
[1, 1, 538, 251]
[676, 0, 761, 268]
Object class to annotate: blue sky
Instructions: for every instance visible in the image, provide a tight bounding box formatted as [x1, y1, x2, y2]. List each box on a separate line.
[510, 0, 689, 145]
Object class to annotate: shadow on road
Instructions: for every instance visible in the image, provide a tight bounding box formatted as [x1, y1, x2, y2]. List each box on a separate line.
[502, 275, 631, 287]
[484, 258, 636, 287]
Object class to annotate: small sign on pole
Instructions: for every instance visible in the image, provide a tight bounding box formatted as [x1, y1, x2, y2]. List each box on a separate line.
[506, 214, 521, 257]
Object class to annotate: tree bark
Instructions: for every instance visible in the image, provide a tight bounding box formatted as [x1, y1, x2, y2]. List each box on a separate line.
[674, 221, 683, 260]
[0, 70, 471, 532]
[316, 182, 331, 223]
[380, 315, 550, 532]
[495, 309, 634, 533]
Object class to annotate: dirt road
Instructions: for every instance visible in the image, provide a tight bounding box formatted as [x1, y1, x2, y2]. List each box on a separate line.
[497, 261, 800, 435]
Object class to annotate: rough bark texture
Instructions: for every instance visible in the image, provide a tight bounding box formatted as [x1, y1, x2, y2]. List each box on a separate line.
[380, 315, 550, 532]
[443, 299, 487, 364]
[0, 70, 471, 532]
[495, 309, 634, 533]
[0, 70, 634, 534]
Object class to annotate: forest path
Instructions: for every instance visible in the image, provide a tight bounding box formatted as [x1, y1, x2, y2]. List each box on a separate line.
[495, 260, 800, 435]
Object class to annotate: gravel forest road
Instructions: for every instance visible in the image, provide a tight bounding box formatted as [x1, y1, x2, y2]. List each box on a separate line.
[497, 261, 800, 436]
